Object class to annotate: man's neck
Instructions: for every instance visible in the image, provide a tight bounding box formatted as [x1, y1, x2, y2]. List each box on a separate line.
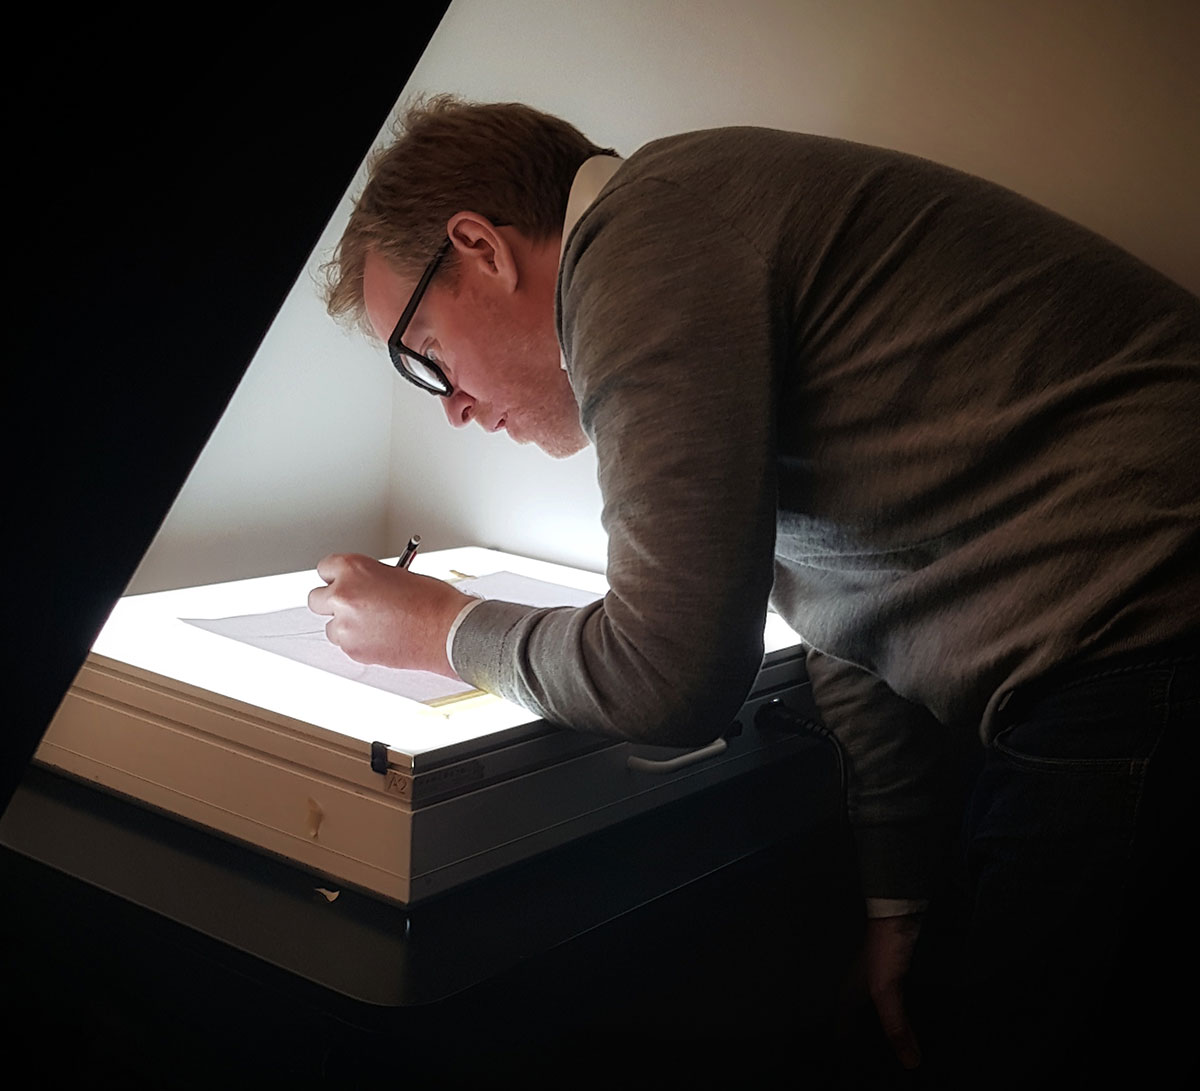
[560, 155, 625, 261]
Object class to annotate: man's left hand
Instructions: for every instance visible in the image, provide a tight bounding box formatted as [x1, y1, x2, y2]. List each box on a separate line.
[839, 911, 924, 1071]
[308, 553, 473, 677]
[862, 912, 924, 1069]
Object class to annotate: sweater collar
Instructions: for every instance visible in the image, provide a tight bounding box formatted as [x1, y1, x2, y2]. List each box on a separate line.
[558, 155, 624, 369]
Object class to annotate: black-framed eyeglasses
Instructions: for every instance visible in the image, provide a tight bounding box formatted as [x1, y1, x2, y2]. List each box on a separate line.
[386, 238, 454, 397]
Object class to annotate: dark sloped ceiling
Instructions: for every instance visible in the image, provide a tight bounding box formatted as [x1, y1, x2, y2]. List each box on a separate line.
[7, 10, 451, 812]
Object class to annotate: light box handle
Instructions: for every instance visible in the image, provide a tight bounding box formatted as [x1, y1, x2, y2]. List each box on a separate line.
[626, 737, 727, 775]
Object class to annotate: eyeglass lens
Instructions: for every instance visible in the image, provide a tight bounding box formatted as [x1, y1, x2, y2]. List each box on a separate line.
[399, 352, 449, 394]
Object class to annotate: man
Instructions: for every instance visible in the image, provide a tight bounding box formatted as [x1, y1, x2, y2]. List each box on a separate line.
[310, 96, 1198, 1080]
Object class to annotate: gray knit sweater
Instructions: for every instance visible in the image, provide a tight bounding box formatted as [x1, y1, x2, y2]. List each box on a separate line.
[452, 128, 1199, 899]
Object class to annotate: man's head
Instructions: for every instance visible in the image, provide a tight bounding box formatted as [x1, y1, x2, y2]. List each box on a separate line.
[324, 96, 615, 457]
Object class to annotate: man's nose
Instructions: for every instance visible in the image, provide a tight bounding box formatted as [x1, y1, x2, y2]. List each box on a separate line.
[442, 390, 475, 428]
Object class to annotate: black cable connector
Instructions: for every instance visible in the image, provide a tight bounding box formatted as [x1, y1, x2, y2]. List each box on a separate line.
[754, 698, 848, 817]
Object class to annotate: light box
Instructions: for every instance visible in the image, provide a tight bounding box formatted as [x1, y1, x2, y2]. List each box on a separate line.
[37, 547, 814, 904]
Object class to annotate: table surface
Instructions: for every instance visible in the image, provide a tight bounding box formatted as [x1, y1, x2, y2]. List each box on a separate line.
[2, 740, 842, 1009]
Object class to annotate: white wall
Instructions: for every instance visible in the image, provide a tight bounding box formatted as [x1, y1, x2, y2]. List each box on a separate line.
[129, 0, 1200, 592]
[126, 216, 398, 592]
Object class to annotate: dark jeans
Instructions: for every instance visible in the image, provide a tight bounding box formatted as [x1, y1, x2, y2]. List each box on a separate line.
[941, 635, 1197, 1085]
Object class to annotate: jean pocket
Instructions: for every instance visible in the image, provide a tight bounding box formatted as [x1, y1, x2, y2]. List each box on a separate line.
[992, 667, 1173, 772]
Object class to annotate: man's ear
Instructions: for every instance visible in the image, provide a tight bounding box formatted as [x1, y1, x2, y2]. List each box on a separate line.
[446, 212, 518, 292]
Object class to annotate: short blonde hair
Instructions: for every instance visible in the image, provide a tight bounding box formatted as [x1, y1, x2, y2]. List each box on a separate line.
[322, 95, 616, 334]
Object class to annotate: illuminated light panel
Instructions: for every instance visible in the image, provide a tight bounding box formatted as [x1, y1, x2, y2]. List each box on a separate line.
[89, 546, 800, 756]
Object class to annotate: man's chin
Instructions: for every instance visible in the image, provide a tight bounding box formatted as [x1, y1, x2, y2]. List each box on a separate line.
[511, 420, 589, 459]
[540, 438, 588, 459]
[537, 423, 590, 459]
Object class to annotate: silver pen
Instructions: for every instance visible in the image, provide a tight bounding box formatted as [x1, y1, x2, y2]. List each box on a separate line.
[396, 534, 421, 569]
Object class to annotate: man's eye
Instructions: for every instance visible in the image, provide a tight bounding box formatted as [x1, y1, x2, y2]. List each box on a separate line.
[424, 344, 442, 365]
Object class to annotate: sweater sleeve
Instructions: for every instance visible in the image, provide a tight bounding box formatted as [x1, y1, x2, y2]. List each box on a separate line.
[450, 176, 781, 747]
[804, 647, 953, 901]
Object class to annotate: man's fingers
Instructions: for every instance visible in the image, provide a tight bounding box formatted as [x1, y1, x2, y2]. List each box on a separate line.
[307, 583, 332, 615]
[315, 551, 357, 583]
[322, 614, 340, 646]
[310, 553, 374, 613]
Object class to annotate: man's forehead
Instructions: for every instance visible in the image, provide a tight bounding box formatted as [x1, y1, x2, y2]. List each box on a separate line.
[362, 250, 416, 341]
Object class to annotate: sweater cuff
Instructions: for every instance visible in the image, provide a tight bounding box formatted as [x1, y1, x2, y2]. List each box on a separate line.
[853, 820, 943, 902]
[865, 897, 929, 919]
[445, 597, 486, 674]
[449, 597, 543, 695]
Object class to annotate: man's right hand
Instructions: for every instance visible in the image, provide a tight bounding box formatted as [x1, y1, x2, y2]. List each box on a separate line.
[307, 553, 473, 677]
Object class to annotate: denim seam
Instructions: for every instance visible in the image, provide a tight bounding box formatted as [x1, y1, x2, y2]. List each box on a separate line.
[990, 746, 1151, 774]
[1051, 652, 1197, 695]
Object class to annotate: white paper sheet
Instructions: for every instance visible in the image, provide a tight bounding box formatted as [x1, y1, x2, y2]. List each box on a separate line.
[182, 571, 601, 704]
